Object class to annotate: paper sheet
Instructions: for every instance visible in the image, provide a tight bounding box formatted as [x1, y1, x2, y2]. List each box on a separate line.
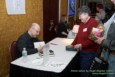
[45, 61, 66, 69]
[6, 0, 25, 15]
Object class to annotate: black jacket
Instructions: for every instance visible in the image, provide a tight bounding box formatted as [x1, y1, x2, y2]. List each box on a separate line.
[57, 22, 69, 38]
[16, 32, 39, 59]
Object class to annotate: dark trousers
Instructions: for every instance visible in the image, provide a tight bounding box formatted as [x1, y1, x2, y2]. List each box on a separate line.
[79, 51, 97, 77]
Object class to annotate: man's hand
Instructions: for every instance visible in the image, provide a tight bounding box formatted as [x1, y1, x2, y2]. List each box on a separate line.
[62, 32, 68, 36]
[95, 36, 104, 44]
[74, 44, 82, 51]
[37, 46, 43, 53]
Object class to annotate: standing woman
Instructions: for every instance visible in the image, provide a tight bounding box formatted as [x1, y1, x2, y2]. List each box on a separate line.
[71, 6, 99, 77]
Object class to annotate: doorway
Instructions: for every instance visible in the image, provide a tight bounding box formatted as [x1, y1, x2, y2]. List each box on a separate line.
[43, 0, 59, 43]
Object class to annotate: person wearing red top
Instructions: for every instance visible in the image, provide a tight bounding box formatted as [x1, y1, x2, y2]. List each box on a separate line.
[71, 18, 99, 52]
[71, 6, 99, 77]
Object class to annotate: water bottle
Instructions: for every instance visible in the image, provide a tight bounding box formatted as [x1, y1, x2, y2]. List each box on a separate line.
[43, 44, 49, 65]
[22, 48, 28, 63]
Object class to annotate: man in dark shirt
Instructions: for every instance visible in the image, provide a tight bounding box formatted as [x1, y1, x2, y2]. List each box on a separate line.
[16, 23, 43, 59]
[57, 15, 69, 38]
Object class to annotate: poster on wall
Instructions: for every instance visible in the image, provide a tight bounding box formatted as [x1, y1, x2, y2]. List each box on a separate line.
[6, 0, 25, 15]
[68, 0, 76, 16]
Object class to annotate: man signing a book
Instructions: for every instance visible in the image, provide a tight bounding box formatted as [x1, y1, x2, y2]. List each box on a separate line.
[16, 23, 43, 59]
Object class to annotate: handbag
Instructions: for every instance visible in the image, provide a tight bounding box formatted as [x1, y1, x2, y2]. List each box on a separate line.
[89, 57, 108, 77]
[88, 46, 109, 77]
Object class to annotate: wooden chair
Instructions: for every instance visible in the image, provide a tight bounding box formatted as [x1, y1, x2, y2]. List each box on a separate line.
[9, 41, 17, 61]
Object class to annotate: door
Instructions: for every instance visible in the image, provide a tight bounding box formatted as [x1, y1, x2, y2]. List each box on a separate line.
[43, 0, 59, 43]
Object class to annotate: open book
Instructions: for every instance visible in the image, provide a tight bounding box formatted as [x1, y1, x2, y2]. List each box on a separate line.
[34, 41, 45, 48]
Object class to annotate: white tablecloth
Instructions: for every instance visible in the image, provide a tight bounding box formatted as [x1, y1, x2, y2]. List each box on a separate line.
[11, 38, 78, 73]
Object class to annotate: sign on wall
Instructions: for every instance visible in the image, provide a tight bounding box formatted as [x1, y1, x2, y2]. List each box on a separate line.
[68, 0, 76, 16]
[6, 0, 25, 15]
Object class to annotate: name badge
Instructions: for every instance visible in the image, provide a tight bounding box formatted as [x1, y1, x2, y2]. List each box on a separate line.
[83, 28, 87, 32]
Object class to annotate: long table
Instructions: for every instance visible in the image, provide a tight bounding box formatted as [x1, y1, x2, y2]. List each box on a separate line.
[10, 38, 79, 77]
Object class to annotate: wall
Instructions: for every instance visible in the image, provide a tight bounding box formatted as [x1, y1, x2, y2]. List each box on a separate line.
[0, 0, 43, 77]
[60, 0, 80, 28]
[60, 0, 68, 16]
[60, 0, 80, 16]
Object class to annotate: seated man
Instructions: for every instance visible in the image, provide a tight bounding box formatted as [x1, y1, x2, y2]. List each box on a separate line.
[16, 23, 43, 59]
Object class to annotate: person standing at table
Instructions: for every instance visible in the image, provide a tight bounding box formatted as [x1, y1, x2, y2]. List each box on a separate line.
[95, 0, 115, 77]
[71, 6, 99, 77]
[57, 15, 70, 38]
[16, 23, 43, 59]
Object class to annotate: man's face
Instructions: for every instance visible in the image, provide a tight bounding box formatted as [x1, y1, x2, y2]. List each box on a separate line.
[111, 0, 115, 4]
[62, 16, 67, 22]
[31, 27, 40, 38]
[79, 13, 89, 23]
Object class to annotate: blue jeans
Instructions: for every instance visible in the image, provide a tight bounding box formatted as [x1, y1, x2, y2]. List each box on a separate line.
[79, 51, 97, 77]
